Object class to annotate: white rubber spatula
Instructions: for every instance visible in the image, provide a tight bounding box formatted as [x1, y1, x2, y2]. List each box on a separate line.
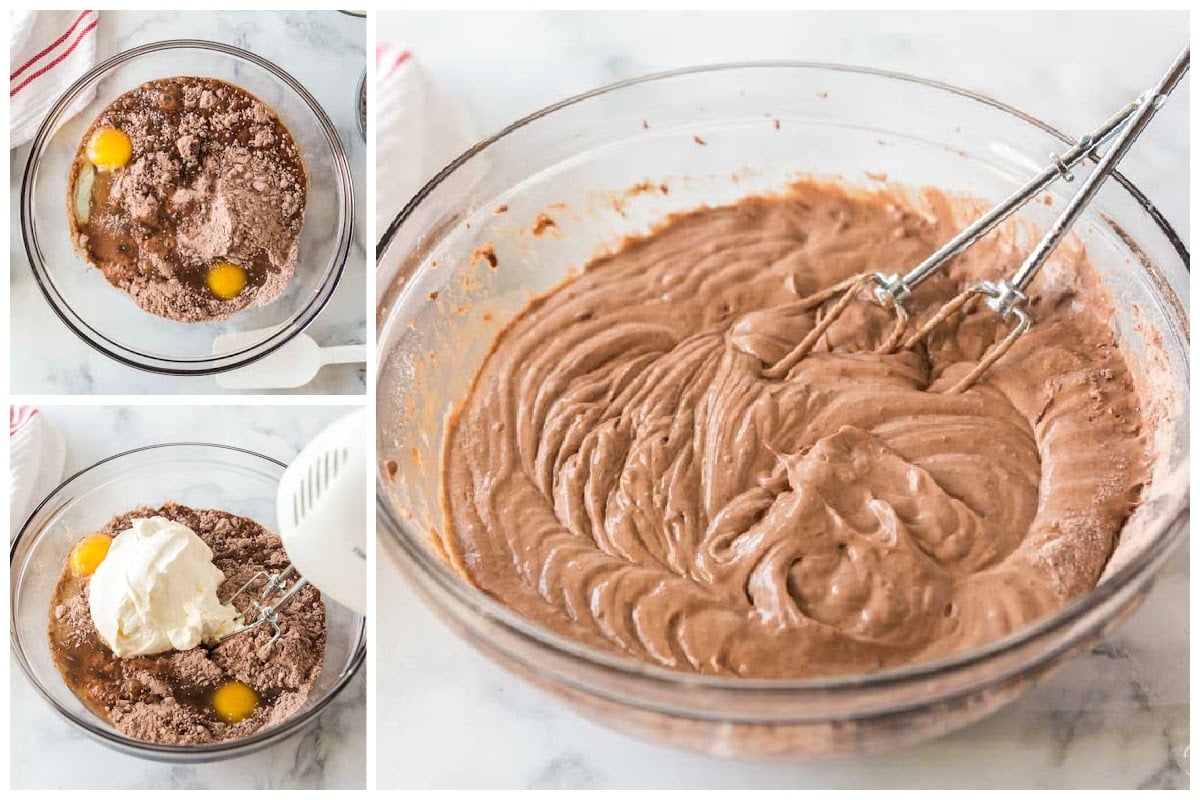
[276, 407, 367, 615]
[213, 329, 365, 390]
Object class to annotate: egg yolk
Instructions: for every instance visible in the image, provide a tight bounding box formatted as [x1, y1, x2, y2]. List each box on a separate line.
[86, 127, 132, 171]
[212, 681, 259, 724]
[68, 534, 112, 577]
[207, 263, 248, 300]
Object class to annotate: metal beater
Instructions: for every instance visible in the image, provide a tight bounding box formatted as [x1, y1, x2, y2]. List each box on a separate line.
[216, 566, 310, 656]
[770, 47, 1189, 392]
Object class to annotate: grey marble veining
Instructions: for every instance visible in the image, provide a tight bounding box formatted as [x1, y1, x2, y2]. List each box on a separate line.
[376, 9, 1189, 789]
[379, 552, 1187, 790]
[10, 10, 367, 395]
[10, 406, 366, 789]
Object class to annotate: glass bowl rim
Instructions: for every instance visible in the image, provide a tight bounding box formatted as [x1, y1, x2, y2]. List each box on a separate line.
[375, 61, 1189, 696]
[10, 441, 368, 757]
[356, 66, 367, 143]
[20, 38, 355, 376]
[376, 60, 1189, 260]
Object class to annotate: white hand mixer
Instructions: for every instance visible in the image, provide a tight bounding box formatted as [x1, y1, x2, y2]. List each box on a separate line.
[217, 408, 367, 652]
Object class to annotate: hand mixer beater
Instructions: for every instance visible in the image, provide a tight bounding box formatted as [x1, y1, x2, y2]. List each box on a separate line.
[769, 46, 1189, 392]
[216, 408, 368, 655]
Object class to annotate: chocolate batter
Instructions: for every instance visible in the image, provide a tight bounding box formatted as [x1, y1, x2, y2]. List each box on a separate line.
[441, 180, 1148, 679]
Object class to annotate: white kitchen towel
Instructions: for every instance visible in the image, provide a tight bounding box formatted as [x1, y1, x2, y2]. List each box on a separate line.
[10, 406, 66, 536]
[10, 9, 100, 148]
[375, 42, 475, 246]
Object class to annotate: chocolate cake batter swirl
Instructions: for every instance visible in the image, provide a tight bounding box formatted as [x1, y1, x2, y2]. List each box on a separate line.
[442, 181, 1147, 679]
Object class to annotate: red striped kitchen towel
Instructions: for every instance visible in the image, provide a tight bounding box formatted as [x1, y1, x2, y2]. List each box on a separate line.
[375, 42, 474, 258]
[10, 10, 100, 148]
[10, 406, 66, 536]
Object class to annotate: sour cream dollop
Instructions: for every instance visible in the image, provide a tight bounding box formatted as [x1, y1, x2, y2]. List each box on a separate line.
[88, 516, 240, 658]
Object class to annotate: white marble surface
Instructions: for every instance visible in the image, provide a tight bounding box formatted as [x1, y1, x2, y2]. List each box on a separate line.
[10, 405, 366, 789]
[380, 10, 1188, 242]
[376, 10, 1190, 789]
[9, 11, 367, 395]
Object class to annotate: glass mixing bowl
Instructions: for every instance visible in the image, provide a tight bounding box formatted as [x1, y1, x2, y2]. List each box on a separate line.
[20, 40, 354, 375]
[356, 67, 367, 143]
[376, 63, 1188, 758]
[11, 443, 367, 762]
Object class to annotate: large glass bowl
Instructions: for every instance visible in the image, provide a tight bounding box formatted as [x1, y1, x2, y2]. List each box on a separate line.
[11, 443, 367, 762]
[21, 40, 354, 375]
[376, 63, 1188, 758]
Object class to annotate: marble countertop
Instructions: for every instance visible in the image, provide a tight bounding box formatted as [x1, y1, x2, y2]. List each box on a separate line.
[9, 10, 367, 395]
[376, 10, 1189, 789]
[10, 405, 366, 789]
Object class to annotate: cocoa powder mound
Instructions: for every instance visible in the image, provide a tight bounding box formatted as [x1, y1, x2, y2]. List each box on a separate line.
[69, 77, 307, 323]
[47, 503, 326, 746]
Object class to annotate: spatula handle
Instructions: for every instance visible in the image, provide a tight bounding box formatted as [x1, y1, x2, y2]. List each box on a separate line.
[320, 345, 367, 365]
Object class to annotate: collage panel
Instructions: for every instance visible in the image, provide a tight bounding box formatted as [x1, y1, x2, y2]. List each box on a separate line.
[10, 404, 366, 789]
[10, 10, 367, 395]
[9, 8, 369, 791]
[374, 9, 1189, 791]
[4, 4, 1191, 795]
